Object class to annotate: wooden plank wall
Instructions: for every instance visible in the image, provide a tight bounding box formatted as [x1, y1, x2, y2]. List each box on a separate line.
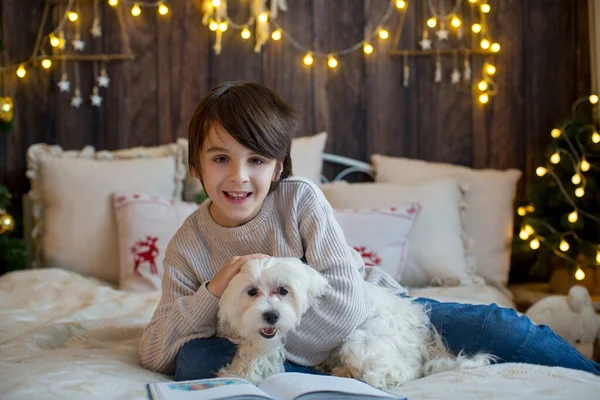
[0, 0, 591, 203]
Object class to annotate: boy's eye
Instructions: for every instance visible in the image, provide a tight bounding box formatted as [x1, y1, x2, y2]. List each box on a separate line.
[277, 287, 288, 296]
[214, 156, 228, 163]
[247, 288, 258, 296]
[249, 158, 264, 165]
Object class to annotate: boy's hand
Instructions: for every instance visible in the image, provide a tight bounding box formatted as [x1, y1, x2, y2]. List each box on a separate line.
[207, 254, 271, 298]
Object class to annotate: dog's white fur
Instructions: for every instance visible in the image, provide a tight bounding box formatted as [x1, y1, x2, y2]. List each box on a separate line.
[216, 257, 493, 389]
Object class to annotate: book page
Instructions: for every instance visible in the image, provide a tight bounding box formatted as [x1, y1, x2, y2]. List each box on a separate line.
[147, 377, 274, 400]
[257, 373, 405, 400]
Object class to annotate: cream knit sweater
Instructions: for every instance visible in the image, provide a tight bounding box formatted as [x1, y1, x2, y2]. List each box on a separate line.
[139, 177, 407, 375]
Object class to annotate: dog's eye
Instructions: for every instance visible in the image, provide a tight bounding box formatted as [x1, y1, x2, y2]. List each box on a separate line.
[247, 288, 258, 296]
[277, 287, 288, 296]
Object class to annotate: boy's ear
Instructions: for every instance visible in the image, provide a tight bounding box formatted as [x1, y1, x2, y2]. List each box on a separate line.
[272, 161, 283, 181]
[191, 166, 200, 179]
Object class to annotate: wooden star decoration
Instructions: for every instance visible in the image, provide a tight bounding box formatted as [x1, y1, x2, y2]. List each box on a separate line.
[451, 69, 461, 83]
[57, 78, 71, 93]
[72, 39, 85, 51]
[97, 74, 110, 88]
[90, 87, 103, 107]
[419, 38, 432, 50]
[71, 91, 83, 108]
[435, 29, 449, 41]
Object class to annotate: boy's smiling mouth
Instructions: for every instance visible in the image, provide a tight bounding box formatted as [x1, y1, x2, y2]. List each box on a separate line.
[224, 191, 252, 201]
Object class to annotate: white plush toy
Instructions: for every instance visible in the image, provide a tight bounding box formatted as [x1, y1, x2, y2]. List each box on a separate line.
[526, 285, 599, 359]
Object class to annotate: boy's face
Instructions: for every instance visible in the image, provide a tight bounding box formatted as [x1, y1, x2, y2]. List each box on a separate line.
[200, 123, 282, 227]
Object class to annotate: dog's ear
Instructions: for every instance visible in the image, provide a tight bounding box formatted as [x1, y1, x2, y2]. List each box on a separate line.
[302, 264, 330, 301]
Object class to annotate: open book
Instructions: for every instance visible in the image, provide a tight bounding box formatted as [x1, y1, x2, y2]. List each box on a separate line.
[147, 372, 406, 400]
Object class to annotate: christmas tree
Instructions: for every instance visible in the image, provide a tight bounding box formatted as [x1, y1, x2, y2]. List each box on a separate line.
[513, 95, 600, 284]
[0, 185, 27, 273]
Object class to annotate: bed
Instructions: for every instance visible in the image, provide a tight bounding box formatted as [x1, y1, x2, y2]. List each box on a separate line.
[2, 141, 600, 400]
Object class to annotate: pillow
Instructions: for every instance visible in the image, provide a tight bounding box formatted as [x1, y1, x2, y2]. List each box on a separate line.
[321, 179, 473, 287]
[371, 154, 522, 288]
[26, 143, 186, 284]
[334, 203, 421, 281]
[180, 132, 328, 202]
[113, 192, 199, 291]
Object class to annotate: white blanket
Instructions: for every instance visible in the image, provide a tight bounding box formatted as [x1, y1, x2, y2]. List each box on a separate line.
[1, 268, 599, 400]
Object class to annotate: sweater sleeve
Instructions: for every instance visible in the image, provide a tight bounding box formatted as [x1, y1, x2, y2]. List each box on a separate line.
[283, 188, 370, 366]
[138, 238, 220, 375]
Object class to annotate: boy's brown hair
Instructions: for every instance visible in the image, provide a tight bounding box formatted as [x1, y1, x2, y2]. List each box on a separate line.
[188, 81, 297, 193]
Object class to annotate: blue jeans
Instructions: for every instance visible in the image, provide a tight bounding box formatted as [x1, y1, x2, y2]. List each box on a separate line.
[175, 297, 600, 381]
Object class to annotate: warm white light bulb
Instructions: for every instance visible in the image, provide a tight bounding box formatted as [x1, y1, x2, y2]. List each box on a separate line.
[363, 43, 374, 54]
[241, 27, 251, 39]
[209, 20, 218, 31]
[303, 52, 313, 65]
[581, 159, 590, 171]
[575, 187, 585, 197]
[258, 12, 268, 23]
[108, 0, 119, 6]
[212, 0, 221, 7]
[485, 63, 496, 75]
[218, 22, 228, 32]
[271, 29, 282, 40]
[517, 206, 527, 216]
[568, 210, 578, 223]
[427, 18, 437, 28]
[575, 267, 585, 280]
[481, 4, 491, 13]
[328, 55, 338, 68]
[550, 152, 560, 164]
[16, 65, 26, 78]
[596, 251, 600, 264]
[536, 166, 547, 176]
[50, 34, 60, 47]
[41, 58, 52, 69]
[551, 128, 561, 138]
[451, 16, 461, 28]
[131, 4, 141, 16]
[491, 43, 500, 52]
[524, 225, 534, 235]
[593, 132, 600, 143]
[530, 238, 540, 249]
[559, 240, 570, 252]
[68, 12, 78, 22]
[519, 229, 530, 240]
[572, 173, 581, 185]
[396, 0, 406, 9]
[471, 24, 482, 33]
[379, 29, 389, 39]
[478, 80, 488, 91]
[158, 3, 169, 15]
[590, 94, 599, 104]
[480, 39, 490, 49]
[479, 93, 489, 104]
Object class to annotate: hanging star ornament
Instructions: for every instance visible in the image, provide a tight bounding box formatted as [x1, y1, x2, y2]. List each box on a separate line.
[72, 39, 85, 51]
[451, 69, 461, 84]
[90, 19, 102, 38]
[71, 89, 83, 108]
[90, 87, 103, 107]
[57, 74, 71, 92]
[419, 38, 432, 50]
[97, 73, 110, 88]
[435, 29, 449, 41]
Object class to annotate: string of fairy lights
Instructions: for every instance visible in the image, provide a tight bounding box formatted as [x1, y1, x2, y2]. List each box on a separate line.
[1, 0, 501, 106]
[517, 94, 600, 281]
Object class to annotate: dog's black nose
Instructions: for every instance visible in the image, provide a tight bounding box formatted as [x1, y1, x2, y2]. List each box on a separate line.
[263, 311, 279, 325]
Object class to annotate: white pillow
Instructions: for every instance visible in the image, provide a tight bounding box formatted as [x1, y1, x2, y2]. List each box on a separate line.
[321, 179, 473, 287]
[371, 154, 522, 288]
[113, 192, 199, 292]
[26, 143, 186, 284]
[334, 203, 421, 281]
[180, 132, 328, 202]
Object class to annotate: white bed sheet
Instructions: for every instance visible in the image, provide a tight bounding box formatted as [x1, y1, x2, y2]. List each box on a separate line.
[1, 268, 599, 400]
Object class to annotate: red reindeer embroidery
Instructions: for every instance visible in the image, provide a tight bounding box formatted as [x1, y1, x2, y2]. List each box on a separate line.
[353, 246, 382, 267]
[131, 236, 160, 276]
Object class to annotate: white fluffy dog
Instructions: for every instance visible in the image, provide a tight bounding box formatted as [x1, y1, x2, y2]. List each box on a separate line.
[216, 257, 493, 389]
